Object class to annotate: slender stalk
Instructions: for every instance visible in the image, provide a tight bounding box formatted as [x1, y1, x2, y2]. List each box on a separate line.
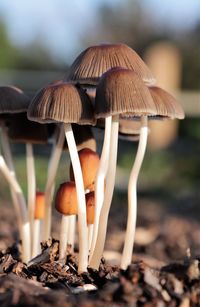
[89, 115, 119, 269]
[67, 215, 76, 252]
[0, 125, 21, 228]
[26, 143, 36, 246]
[88, 224, 94, 253]
[64, 123, 88, 273]
[0, 155, 31, 263]
[89, 116, 112, 258]
[121, 116, 148, 270]
[32, 219, 41, 258]
[43, 127, 65, 241]
[59, 215, 69, 260]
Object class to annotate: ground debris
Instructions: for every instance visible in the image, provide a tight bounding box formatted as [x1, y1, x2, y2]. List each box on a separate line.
[0, 240, 199, 306]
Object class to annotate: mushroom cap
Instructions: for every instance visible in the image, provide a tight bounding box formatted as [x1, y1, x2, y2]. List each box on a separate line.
[62, 124, 96, 152]
[7, 113, 49, 144]
[28, 82, 95, 125]
[148, 86, 185, 120]
[65, 43, 155, 85]
[70, 148, 100, 192]
[95, 67, 157, 119]
[0, 86, 30, 114]
[55, 181, 78, 216]
[34, 191, 45, 220]
[86, 191, 95, 225]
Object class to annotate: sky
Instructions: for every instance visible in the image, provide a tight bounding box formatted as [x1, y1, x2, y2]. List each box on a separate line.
[0, 0, 199, 64]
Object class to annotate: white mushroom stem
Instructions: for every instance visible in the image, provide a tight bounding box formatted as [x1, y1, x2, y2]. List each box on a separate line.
[0, 125, 21, 227]
[43, 127, 65, 241]
[0, 155, 31, 263]
[64, 123, 88, 273]
[88, 224, 94, 253]
[89, 116, 112, 258]
[67, 215, 76, 252]
[32, 219, 41, 258]
[89, 115, 119, 269]
[26, 142, 36, 244]
[121, 116, 148, 270]
[59, 215, 69, 260]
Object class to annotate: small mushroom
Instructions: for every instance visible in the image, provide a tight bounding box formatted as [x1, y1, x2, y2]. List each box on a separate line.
[32, 191, 45, 258]
[70, 148, 100, 193]
[55, 181, 78, 260]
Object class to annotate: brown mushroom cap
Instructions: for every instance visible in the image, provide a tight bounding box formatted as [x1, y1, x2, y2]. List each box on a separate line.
[27, 82, 95, 125]
[34, 191, 45, 220]
[0, 86, 30, 114]
[55, 181, 78, 216]
[95, 67, 157, 119]
[7, 113, 49, 144]
[148, 86, 185, 120]
[86, 191, 95, 225]
[65, 43, 155, 85]
[70, 148, 100, 191]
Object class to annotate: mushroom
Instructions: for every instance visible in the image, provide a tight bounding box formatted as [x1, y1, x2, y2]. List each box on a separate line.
[28, 81, 95, 273]
[7, 112, 49, 247]
[0, 86, 31, 263]
[65, 43, 155, 261]
[55, 181, 78, 260]
[32, 191, 45, 258]
[70, 148, 100, 193]
[86, 191, 95, 252]
[89, 67, 157, 270]
[120, 86, 185, 270]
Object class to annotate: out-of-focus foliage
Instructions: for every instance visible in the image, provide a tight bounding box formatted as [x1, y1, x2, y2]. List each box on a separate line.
[0, 23, 59, 71]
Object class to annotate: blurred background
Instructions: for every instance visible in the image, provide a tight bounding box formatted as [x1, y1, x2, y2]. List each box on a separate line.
[0, 0, 200, 264]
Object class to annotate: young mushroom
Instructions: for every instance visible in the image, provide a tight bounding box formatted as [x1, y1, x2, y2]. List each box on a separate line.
[55, 181, 78, 260]
[65, 43, 156, 260]
[70, 148, 100, 193]
[89, 67, 157, 270]
[28, 81, 95, 273]
[32, 191, 45, 258]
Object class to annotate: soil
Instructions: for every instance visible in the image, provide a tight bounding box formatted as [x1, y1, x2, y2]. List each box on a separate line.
[0, 194, 200, 306]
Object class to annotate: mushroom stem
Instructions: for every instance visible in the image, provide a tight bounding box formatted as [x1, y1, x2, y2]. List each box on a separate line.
[0, 125, 21, 228]
[32, 219, 41, 258]
[59, 215, 69, 260]
[89, 115, 119, 269]
[67, 215, 76, 252]
[121, 116, 148, 270]
[88, 224, 94, 252]
[64, 123, 88, 273]
[0, 155, 31, 263]
[89, 116, 112, 258]
[43, 127, 65, 241]
[26, 142, 36, 244]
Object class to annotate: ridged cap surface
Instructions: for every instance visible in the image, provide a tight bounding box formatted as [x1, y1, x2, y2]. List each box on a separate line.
[95, 67, 157, 119]
[149, 86, 185, 119]
[28, 82, 95, 125]
[66, 43, 155, 85]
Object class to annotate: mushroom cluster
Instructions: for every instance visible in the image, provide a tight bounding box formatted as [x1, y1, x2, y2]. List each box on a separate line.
[0, 43, 184, 274]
